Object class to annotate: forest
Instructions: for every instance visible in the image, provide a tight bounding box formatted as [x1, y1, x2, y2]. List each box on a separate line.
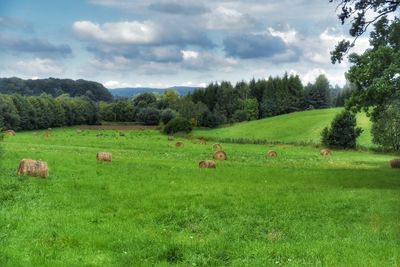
[0, 74, 354, 131]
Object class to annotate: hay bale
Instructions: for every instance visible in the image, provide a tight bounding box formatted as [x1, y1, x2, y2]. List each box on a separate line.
[320, 148, 332, 156]
[168, 135, 174, 141]
[213, 150, 227, 161]
[175, 141, 184, 148]
[5, 130, 16, 136]
[44, 131, 51, 138]
[17, 159, 48, 178]
[267, 150, 278, 157]
[96, 152, 112, 162]
[213, 143, 222, 151]
[76, 130, 83, 134]
[390, 159, 400, 169]
[199, 160, 216, 169]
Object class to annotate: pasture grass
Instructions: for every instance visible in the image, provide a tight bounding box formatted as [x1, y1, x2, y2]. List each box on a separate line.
[194, 108, 373, 148]
[0, 128, 399, 266]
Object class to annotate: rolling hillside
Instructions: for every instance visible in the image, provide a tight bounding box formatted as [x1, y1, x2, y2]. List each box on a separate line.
[195, 108, 373, 147]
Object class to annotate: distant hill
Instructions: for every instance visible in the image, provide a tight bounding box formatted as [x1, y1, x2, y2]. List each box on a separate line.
[0, 77, 113, 102]
[195, 108, 373, 147]
[109, 86, 202, 97]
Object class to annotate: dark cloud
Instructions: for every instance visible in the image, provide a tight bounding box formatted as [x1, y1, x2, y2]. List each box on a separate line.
[148, 1, 209, 15]
[223, 33, 287, 59]
[0, 37, 72, 57]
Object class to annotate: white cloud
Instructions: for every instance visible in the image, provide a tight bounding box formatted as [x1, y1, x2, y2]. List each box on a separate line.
[73, 20, 160, 44]
[205, 6, 255, 30]
[181, 50, 199, 60]
[14, 58, 64, 77]
[268, 27, 297, 44]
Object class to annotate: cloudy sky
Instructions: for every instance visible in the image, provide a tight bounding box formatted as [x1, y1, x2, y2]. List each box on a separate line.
[0, 0, 370, 88]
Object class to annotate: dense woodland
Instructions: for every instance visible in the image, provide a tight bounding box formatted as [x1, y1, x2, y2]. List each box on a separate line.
[0, 77, 113, 102]
[0, 74, 354, 131]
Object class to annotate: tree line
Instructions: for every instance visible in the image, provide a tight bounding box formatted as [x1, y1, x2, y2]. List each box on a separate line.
[0, 74, 352, 132]
[0, 77, 113, 102]
[0, 94, 99, 131]
[99, 74, 350, 128]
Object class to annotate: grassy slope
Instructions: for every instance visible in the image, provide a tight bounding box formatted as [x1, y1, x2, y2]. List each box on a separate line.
[195, 108, 373, 147]
[0, 129, 399, 266]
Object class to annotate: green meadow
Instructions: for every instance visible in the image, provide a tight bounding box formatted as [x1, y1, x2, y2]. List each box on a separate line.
[0, 112, 399, 266]
[195, 108, 373, 147]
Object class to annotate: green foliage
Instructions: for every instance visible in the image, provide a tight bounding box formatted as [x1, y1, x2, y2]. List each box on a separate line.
[198, 111, 219, 128]
[239, 98, 259, 120]
[137, 107, 161, 125]
[163, 117, 192, 134]
[321, 110, 363, 149]
[346, 18, 400, 116]
[232, 109, 249, 122]
[161, 108, 177, 125]
[330, 0, 400, 63]
[133, 92, 157, 107]
[371, 101, 400, 151]
[305, 75, 331, 109]
[0, 77, 112, 101]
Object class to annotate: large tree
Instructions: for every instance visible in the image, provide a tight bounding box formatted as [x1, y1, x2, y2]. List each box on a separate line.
[330, 0, 400, 63]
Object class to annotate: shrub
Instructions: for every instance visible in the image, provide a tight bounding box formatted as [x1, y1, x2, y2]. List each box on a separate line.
[371, 101, 400, 151]
[161, 108, 177, 125]
[321, 110, 362, 149]
[232, 110, 249, 122]
[164, 117, 192, 134]
[137, 108, 161, 125]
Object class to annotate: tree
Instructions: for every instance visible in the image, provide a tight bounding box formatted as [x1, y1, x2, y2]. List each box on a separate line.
[137, 108, 160, 125]
[345, 18, 400, 115]
[232, 110, 250, 122]
[305, 75, 331, 109]
[321, 110, 363, 149]
[161, 108, 177, 124]
[371, 101, 400, 151]
[133, 93, 157, 107]
[330, 0, 400, 63]
[239, 98, 259, 120]
[163, 117, 192, 134]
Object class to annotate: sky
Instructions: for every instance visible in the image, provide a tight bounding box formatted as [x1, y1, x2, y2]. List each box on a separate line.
[0, 0, 370, 89]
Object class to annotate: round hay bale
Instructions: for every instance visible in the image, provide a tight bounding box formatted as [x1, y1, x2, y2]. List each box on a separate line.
[390, 159, 400, 169]
[5, 130, 16, 136]
[320, 148, 332, 156]
[199, 160, 216, 169]
[17, 159, 48, 178]
[168, 135, 174, 141]
[44, 131, 51, 138]
[76, 130, 83, 134]
[213, 143, 222, 151]
[266, 150, 278, 157]
[96, 152, 112, 162]
[175, 141, 184, 148]
[213, 150, 227, 161]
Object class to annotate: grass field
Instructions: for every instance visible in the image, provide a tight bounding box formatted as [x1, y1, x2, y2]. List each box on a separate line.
[0, 126, 399, 266]
[194, 108, 373, 147]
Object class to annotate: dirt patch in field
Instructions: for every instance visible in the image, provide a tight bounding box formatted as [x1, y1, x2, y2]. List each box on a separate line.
[75, 125, 158, 131]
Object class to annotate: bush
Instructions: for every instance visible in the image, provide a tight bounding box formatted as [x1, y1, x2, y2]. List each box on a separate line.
[161, 108, 177, 124]
[321, 110, 362, 149]
[164, 117, 192, 134]
[198, 111, 219, 128]
[137, 108, 161, 125]
[371, 101, 400, 151]
[232, 110, 249, 122]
